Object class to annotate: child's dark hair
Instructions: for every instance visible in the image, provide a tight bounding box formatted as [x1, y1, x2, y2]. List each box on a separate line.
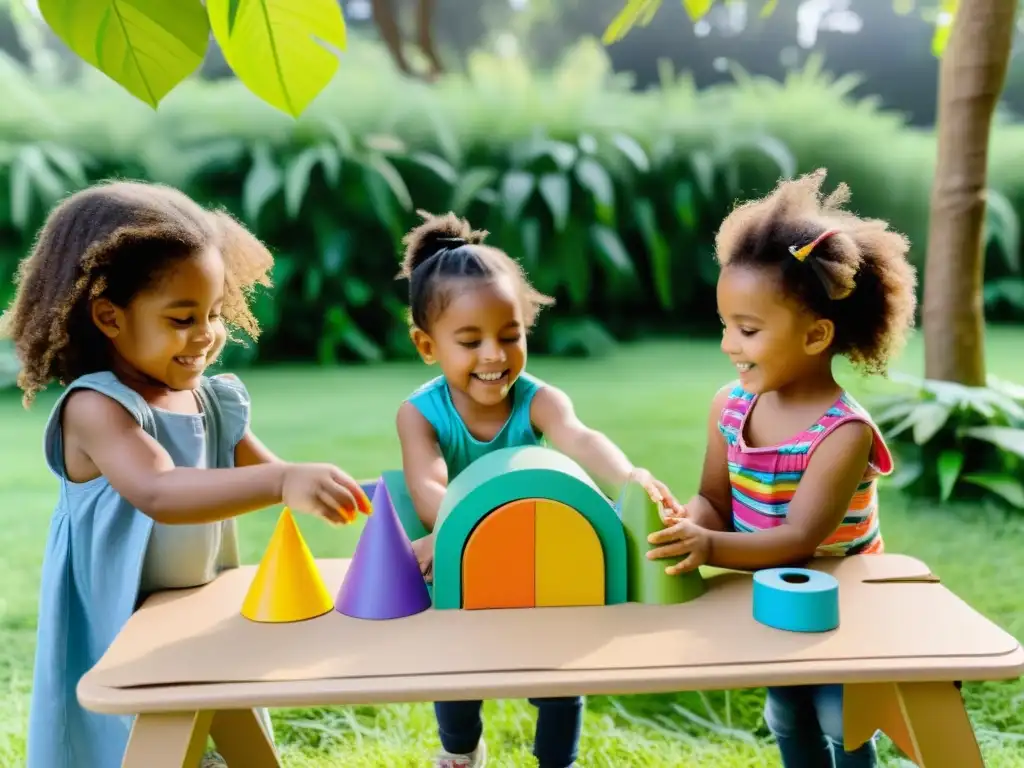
[0, 180, 274, 406]
[715, 168, 917, 375]
[397, 210, 554, 330]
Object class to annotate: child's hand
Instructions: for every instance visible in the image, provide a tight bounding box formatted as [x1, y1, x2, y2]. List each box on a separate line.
[659, 500, 695, 527]
[629, 467, 685, 519]
[411, 533, 435, 582]
[281, 463, 371, 525]
[645, 517, 711, 575]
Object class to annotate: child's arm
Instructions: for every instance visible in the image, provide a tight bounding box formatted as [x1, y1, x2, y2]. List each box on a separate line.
[396, 400, 448, 532]
[704, 421, 873, 569]
[64, 390, 363, 525]
[649, 421, 875, 573]
[530, 386, 632, 497]
[529, 385, 676, 505]
[677, 385, 736, 532]
[234, 430, 283, 466]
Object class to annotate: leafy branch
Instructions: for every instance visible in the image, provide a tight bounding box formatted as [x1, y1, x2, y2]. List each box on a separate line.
[601, 0, 962, 57]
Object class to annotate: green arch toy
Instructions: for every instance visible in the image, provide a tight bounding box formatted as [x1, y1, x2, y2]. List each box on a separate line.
[432, 445, 629, 610]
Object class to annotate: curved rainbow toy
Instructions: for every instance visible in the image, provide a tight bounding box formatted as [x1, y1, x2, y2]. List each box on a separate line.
[432, 445, 629, 610]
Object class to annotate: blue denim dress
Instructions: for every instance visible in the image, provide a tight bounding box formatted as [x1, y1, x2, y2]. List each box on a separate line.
[26, 371, 270, 767]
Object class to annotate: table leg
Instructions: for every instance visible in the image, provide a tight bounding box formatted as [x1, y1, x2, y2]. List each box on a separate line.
[210, 709, 282, 767]
[844, 681, 984, 767]
[121, 710, 213, 768]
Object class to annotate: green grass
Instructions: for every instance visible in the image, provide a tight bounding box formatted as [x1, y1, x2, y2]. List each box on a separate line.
[3, 328, 1024, 766]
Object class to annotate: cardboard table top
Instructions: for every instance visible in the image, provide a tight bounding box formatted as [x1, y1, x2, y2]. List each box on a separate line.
[86, 554, 1019, 691]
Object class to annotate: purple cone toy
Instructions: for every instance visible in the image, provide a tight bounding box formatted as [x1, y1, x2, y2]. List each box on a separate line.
[335, 477, 432, 620]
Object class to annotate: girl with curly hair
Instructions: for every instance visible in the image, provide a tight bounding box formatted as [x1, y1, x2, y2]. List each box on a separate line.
[1, 180, 369, 768]
[647, 169, 918, 768]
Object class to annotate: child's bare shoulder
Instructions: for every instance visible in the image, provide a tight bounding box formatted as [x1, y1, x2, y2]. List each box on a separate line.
[62, 388, 136, 433]
[812, 419, 874, 466]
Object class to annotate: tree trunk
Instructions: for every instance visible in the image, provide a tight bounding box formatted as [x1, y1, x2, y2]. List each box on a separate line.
[922, 0, 1017, 385]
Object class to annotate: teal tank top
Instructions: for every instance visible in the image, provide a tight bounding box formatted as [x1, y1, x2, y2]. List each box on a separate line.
[407, 371, 545, 479]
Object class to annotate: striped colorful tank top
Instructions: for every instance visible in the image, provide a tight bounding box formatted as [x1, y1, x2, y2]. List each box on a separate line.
[717, 383, 893, 556]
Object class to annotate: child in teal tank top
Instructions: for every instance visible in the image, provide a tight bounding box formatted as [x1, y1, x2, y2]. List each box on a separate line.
[2, 181, 370, 768]
[394, 211, 683, 768]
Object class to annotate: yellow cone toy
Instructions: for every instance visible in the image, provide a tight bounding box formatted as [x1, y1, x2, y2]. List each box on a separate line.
[241, 508, 334, 623]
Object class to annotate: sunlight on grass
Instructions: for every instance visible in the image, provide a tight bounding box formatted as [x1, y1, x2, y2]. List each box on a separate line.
[1, 328, 1023, 765]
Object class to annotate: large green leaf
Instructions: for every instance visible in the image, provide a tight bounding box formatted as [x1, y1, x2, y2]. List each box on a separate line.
[539, 173, 571, 231]
[960, 472, 1024, 509]
[8, 144, 79, 230]
[912, 401, 952, 444]
[610, 133, 650, 173]
[242, 143, 283, 224]
[207, 0, 347, 117]
[575, 157, 615, 225]
[500, 171, 535, 221]
[38, 0, 209, 108]
[366, 152, 413, 211]
[284, 143, 341, 218]
[963, 425, 1024, 458]
[937, 449, 964, 502]
[635, 198, 672, 310]
[591, 225, 636, 278]
[984, 188, 1021, 274]
[450, 168, 498, 214]
[559, 220, 591, 306]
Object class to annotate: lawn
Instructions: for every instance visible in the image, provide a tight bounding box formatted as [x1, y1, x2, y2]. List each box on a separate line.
[2, 329, 1024, 766]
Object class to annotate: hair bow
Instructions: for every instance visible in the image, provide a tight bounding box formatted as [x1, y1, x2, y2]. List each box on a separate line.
[788, 228, 852, 300]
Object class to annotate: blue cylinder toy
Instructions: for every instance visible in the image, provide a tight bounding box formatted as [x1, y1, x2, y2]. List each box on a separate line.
[752, 568, 839, 633]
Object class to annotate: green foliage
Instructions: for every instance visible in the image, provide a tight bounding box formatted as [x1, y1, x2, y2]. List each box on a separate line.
[35, 0, 347, 116]
[1, 40, 1024, 376]
[873, 374, 1024, 510]
[0, 40, 795, 369]
[601, 0, 963, 56]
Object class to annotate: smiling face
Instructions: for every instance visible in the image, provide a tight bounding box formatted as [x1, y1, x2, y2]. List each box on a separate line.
[91, 246, 227, 391]
[716, 264, 835, 395]
[411, 274, 527, 409]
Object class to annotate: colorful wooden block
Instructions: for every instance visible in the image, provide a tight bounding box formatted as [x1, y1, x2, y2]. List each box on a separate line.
[535, 500, 605, 607]
[432, 445, 628, 610]
[461, 498, 536, 609]
[618, 479, 706, 604]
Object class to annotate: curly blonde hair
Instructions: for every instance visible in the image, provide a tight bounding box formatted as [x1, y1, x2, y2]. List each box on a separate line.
[397, 209, 554, 330]
[715, 168, 918, 375]
[0, 180, 273, 406]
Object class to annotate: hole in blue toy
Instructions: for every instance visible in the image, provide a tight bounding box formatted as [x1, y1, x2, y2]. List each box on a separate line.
[781, 572, 810, 584]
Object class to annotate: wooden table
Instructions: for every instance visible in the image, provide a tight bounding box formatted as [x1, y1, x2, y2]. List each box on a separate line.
[77, 554, 1024, 767]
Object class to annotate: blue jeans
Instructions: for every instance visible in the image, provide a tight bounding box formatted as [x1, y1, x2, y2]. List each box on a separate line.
[434, 697, 583, 768]
[764, 685, 877, 768]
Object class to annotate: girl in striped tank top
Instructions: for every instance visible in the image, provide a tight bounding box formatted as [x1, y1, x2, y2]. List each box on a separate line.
[647, 170, 917, 768]
[718, 384, 892, 556]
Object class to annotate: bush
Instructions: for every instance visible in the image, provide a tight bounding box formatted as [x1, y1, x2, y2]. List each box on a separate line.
[1, 39, 1022, 370]
[872, 374, 1024, 511]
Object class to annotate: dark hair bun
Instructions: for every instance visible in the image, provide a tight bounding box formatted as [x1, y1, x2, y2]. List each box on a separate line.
[399, 210, 487, 277]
